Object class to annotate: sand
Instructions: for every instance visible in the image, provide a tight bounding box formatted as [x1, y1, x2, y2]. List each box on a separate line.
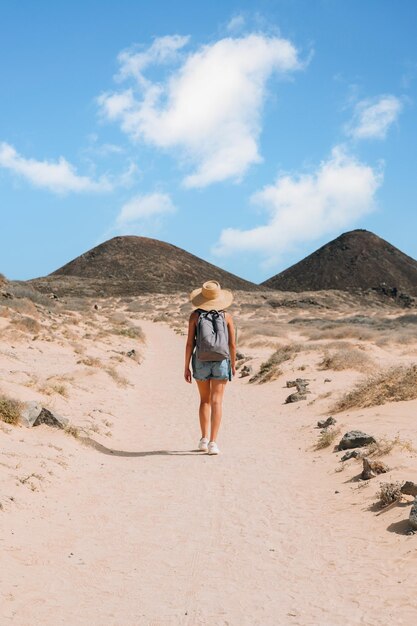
[1, 309, 417, 625]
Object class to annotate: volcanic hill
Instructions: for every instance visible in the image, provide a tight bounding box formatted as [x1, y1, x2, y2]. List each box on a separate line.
[262, 230, 417, 294]
[31, 236, 258, 297]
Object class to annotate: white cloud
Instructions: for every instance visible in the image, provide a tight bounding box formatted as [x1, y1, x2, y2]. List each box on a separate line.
[98, 33, 302, 187]
[0, 142, 113, 194]
[226, 14, 246, 33]
[116, 192, 176, 226]
[213, 146, 382, 261]
[347, 95, 403, 140]
[116, 35, 190, 84]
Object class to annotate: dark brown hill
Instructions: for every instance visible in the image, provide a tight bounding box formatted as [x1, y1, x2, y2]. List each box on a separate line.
[32, 236, 258, 296]
[262, 230, 417, 294]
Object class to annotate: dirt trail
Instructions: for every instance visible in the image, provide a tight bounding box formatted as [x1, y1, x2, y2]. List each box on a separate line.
[2, 320, 416, 625]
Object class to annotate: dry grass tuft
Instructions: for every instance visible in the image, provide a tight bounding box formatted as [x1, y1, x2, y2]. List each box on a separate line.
[318, 348, 373, 372]
[332, 365, 417, 413]
[111, 325, 145, 341]
[10, 315, 41, 334]
[0, 394, 22, 425]
[250, 344, 300, 383]
[105, 367, 129, 387]
[376, 481, 403, 506]
[366, 435, 415, 457]
[78, 356, 102, 368]
[64, 424, 80, 438]
[315, 427, 341, 450]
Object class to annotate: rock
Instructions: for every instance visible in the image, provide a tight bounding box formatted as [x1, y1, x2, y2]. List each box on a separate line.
[236, 351, 246, 360]
[401, 481, 417, 497]
[285, 391, 308, 404]
[127, 349, 136, 358]
[19, 401, 68, 429]
[94, 303, 98, 310]
[361, 457, 389, 480]
[324, 378, 332, 383]
[341, 450, 360, 462]
[239, 365, 252, 378]
[317, 416, 336, 429]
[19, 401, 43, 427]
[409, 497, 417, 531]
[286, 378, 309, 389]
[338, 431, 376, 451]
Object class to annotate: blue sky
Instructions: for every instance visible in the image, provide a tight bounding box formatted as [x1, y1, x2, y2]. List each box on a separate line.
[1, 0, 416, 283]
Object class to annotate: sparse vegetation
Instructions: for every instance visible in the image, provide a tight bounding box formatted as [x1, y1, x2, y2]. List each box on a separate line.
[250, 344, 301, 383]
[332, 365, 417, 412]
[0, 394, 22, 424]
[318, 348, 373, 372]
[10, 315, 41, 334]
[376, 481, 403, 506]
[78, 356, 102, 367]
[111, 325, 145, 341]
[105, 367, 129, 387]
[64, 424, 80, 438]
[315, 427, 341, 450]
[366, 435, 415, 457]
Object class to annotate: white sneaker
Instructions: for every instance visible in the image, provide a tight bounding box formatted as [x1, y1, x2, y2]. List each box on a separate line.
[198, 437, 209, 452]
[208, 441, 220, 455]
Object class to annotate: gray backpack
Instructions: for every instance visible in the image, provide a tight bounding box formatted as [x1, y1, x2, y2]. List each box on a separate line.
[195, 309, 230, 361]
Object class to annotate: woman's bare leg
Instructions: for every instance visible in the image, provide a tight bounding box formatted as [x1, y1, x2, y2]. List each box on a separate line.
[196, 380, 211, 439]
[209, 379, 227, 442]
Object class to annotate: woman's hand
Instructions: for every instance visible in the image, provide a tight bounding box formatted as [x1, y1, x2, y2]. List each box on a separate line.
[231, 363, 236, 377]
[184, 367, 192, 383]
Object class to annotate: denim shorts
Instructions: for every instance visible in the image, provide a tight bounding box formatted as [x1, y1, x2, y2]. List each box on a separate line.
[192, 352, 232, 381]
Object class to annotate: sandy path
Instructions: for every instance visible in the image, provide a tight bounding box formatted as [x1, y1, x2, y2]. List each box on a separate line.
[2, 320, 416, 625]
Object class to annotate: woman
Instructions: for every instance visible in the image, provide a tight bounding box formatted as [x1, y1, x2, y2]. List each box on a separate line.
[184, 280, 236, 455]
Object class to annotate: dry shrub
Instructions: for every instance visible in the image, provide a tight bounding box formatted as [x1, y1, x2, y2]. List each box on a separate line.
[315, 427, 341, 450]
[111, 325, 145, 341]
[332, 365, 417, 412]
[376, 481, 403, 506]
[105, 367, 129, 387]
[250, 344, 300, 383]
[10, 315, 41, 334]
[306, 326, 376, 342]
[61, 297, 91, 312]
[318, 348, 373, 372]
[64, 424, 80, 438]
[366, 435, 414, 457]
[7, 283, 52, 306]
[39, 382, 69, 398]
[78, 356, 102, 367]
[0, 394, 22, 424]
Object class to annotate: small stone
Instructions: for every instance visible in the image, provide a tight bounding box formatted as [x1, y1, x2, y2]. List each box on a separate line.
[127, 349, 136, 358]
[340, 450, 360, 462]
[285, 391, 308, 404]
[19, 402, 68, 429]
[409, 497, 417, 531]
[338, 430, 376, 451]
[239, 365, 253, 378]
[361, 457, 389, 480]
[335, 490, 340, 494]
[19, 401, 43, 427]
[317, 416, 336, 429]
[324, 378, 332, 383]
[401, 481, 417, 497]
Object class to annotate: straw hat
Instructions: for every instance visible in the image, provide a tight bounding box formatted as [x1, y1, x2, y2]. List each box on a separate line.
[189, 280, 233, 311]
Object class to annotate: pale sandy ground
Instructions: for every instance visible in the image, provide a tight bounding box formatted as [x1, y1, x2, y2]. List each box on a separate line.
[1, 302, 417, 625]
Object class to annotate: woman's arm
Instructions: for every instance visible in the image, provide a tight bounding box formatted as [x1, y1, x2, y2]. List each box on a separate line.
[226, 313, 236, 377]
[184, 312, 197, 383]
